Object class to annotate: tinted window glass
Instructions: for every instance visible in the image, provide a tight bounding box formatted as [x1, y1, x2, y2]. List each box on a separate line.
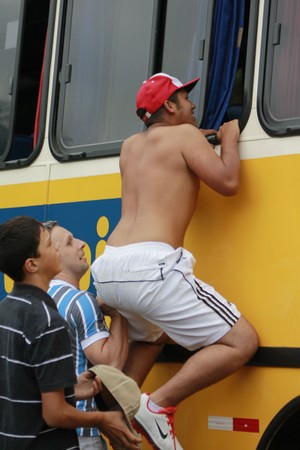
[161, 0, 210, 124]
[258, 0, 300, 134]
[269, 1, 300, 120]
[55, 0, 156, 155]
[0, 0, 51, 166]
[0, 0, 21, 157]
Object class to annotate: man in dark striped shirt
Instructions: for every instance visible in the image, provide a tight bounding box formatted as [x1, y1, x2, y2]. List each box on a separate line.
[0, 216, 141, 450]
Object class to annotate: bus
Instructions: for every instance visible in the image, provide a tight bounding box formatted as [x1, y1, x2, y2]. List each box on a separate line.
[1, 0, 300, 448]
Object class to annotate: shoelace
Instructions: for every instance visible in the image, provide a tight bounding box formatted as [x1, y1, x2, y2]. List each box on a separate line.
[132, 399, 179, 450]
[158, 406, 177, 440]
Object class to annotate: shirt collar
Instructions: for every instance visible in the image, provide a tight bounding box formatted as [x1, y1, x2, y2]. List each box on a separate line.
[11, 283, 58, 310]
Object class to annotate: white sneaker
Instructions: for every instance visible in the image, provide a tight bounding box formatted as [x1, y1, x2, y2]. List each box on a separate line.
[133, 393, 183, 450]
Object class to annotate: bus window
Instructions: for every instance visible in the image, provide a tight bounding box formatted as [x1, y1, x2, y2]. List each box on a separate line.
[0, 0, 21, 160]
[0, 0, 52, 167]
[50, 0, 258, 161]
[159, 0, 258, 131]
[51, 0, 157, 159]
[201, 0, 258, 131]
[258, 0, 300, 136]
[159, 0, 212, 127]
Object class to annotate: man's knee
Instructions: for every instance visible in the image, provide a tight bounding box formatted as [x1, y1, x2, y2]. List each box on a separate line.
[219, 315, 259, 361]
[236, 316, 259, 361]
[241, 320, 259, 361]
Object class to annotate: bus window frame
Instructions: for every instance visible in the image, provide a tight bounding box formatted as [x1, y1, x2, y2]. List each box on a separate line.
[235, 0, 259, 132]
[31, 0, 57, 159]
[197, 0, 214, 129]
[0, 0, 56, 171]
[49, 0, 160, 162]
[257, 0, 300, 137]
[49, 0, 260, 162]
[0, 0, 24, 164]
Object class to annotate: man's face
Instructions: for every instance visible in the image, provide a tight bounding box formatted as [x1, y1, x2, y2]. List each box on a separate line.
[36, 227, 61, 279]
[174, 89, 197, 126]
[51, 226, 88, 278]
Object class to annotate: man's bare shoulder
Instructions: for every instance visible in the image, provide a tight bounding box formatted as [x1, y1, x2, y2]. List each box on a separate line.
[121, 124, 204, 153]
[120, 133, 144, 158]
[122, 131, 144, 146]
[155, 123, 199, 134]
[152, 123, 205, 143]
[174, 123, 205, 136]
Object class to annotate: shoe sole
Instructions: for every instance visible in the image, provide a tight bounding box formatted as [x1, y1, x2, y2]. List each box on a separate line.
[132, 418, 163, 450]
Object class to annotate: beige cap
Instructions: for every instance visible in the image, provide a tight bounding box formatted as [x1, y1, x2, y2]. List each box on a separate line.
[89, 364, 141, 433]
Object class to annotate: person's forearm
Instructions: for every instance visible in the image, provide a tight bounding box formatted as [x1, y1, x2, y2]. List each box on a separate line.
[42, 397, 142, 449]
[101, 315, 128, 369]
[218, 128, 240, 195]
[220, 138, 240, 172]
[44, 401, 105, 429]
[218, 120, 240, 175]
[87, 314, 128, 369]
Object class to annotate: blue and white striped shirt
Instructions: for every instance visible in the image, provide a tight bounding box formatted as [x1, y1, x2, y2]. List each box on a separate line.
[48, 280, 109, 438]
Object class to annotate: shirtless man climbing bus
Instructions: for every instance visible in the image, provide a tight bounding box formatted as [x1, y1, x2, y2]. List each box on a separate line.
[91, 72, 259, 450]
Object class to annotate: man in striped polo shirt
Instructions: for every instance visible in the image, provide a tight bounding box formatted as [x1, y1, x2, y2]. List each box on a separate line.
[47, 221, 129, 450]
[0, 216, 141, 450]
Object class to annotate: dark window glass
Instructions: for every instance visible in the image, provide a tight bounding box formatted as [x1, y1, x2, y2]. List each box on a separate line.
[160, 0, 211, 125]
[53, 0, 156, 157]
[0, 0, 21, 158]
[258, 0, 300, 135]
[0, 0, 51, 167]
[161, 0, 257, 131]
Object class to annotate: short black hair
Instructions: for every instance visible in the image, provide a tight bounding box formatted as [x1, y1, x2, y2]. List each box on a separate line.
[0, 216, 43, 282]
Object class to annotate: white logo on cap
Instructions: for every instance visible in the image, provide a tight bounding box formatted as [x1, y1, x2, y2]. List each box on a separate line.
[150, 72, 183, 88]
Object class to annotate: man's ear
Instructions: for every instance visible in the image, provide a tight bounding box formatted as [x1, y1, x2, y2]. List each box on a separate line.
[164, 99, 176, 113]
[24, 258, 39, 275]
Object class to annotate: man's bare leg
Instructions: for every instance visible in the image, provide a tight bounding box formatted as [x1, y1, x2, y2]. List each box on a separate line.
[132, 317, 258, 450]
[124, 333, 168, 387]
[149, 316, 258, 407]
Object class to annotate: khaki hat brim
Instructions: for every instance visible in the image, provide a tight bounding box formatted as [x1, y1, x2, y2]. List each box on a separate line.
[89, 364, 141, 432]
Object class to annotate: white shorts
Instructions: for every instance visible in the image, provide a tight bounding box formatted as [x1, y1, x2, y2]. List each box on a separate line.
[91, 242, 241, 351]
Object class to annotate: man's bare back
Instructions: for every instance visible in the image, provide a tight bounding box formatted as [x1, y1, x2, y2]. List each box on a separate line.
[108, 124, 200, 248]
[108, 116, 240, 249]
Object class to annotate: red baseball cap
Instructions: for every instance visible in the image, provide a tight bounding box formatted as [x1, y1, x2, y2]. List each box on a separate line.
[136, 72, 200, 123]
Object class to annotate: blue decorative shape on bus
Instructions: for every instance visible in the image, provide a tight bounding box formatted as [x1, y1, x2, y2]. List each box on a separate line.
[0, 198, 121, 299]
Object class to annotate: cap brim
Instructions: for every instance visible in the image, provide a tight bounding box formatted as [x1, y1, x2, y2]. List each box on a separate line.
[181, 77, 200, 93]
[89, 365, 141, 433]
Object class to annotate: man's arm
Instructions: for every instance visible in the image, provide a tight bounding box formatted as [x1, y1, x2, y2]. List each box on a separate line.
[84, 301, 128, 370]
[182, 119, 240, 196]
[41, 390, 141, 449]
